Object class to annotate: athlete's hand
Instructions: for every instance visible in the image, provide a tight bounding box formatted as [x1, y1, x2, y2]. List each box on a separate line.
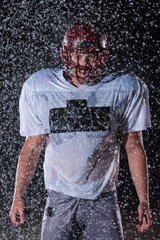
[136, 201, 151, 232]
[9, 196, 24, 225]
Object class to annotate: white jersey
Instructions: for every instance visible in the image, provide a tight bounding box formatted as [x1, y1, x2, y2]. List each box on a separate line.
[20, 69, 151, 199]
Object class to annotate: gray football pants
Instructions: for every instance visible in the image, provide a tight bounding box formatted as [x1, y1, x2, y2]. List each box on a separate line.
[41, 190, 124, 240]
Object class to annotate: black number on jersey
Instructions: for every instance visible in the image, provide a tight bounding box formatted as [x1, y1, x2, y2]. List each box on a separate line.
[49, 99, 111, 133]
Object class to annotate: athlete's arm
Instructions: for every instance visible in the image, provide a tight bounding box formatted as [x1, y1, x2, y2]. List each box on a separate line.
[123, 131, 151, 232]
[9, 134, 47, 225]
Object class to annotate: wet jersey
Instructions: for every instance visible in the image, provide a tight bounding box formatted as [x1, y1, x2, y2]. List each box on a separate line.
[19, 69, 151, 199]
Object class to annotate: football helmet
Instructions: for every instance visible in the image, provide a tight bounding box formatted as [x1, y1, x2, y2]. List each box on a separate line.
[61, 22, 108, 82]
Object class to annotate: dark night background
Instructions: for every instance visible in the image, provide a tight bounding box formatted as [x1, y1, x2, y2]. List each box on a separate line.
[0, 0, 160, 239]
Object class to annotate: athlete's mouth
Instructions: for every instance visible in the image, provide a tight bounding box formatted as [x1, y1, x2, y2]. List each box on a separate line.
[75, 67, 93, 78]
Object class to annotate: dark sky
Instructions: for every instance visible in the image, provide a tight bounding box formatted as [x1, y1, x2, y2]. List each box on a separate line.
[1, 0, 159, 239]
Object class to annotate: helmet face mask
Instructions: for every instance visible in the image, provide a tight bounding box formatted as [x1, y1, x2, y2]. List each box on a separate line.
[61, 22, 108, 84]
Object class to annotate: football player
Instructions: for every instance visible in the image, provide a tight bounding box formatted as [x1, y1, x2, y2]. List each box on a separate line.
[10, 22, 151, 240]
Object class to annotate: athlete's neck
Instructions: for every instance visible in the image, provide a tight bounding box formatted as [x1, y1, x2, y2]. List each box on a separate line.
[71, 77, 84, 88]
[63, 71, 83, 88]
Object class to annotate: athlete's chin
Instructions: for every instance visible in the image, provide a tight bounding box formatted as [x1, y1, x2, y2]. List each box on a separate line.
[77, 76, 91, 84]
[78, 73, 90, 79]
[77, 73, 92, 81]
[72, 72, 95, 85]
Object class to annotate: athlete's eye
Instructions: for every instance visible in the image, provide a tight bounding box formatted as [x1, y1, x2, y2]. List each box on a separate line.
[71, 52, 97, 66]
[88, 54, 98, 64]
[88, 54, 95, 58]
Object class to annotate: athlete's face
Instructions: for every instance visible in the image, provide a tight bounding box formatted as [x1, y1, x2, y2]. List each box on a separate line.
[71, 51, 97, 86]
[71, 51, 96, 67]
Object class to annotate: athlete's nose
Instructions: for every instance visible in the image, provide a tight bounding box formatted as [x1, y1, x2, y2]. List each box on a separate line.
[79, 54, 90, 66]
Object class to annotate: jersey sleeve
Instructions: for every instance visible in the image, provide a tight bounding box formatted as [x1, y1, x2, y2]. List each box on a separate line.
[19, 81, 50, 137]
[117, 78, 151, 133]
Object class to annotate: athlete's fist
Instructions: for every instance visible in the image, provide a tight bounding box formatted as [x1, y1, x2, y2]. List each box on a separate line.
[9, 196, 24, 225]
[136, 201, 151, 232]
